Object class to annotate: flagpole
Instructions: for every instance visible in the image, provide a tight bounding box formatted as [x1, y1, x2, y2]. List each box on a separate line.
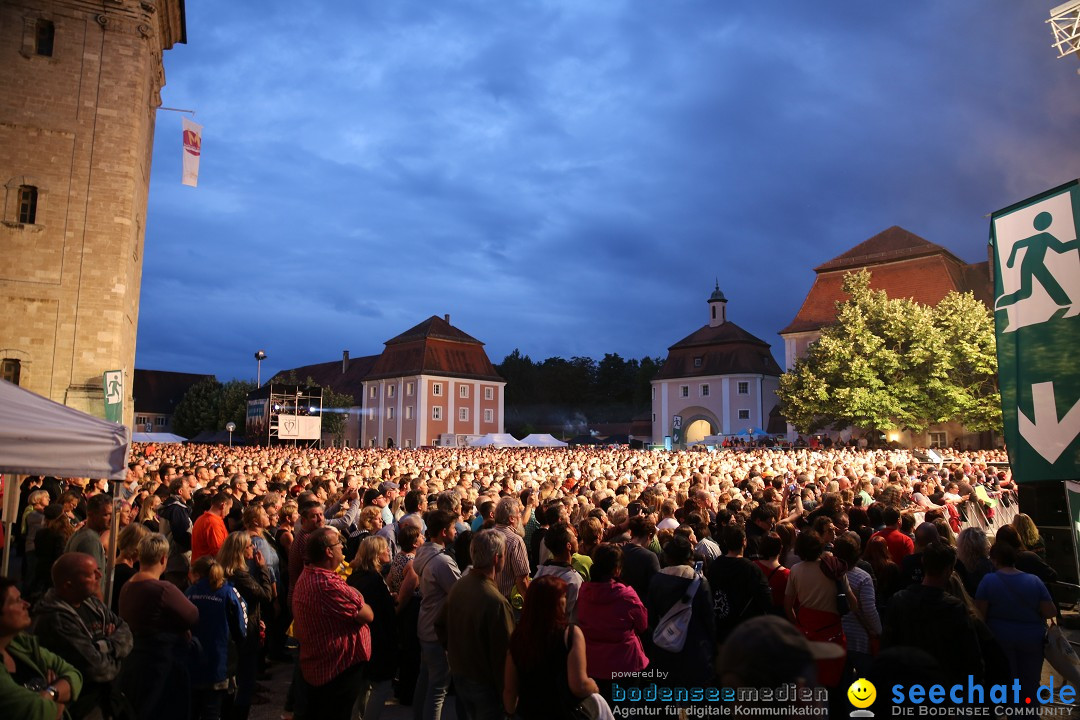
[159, 107, 196, 115]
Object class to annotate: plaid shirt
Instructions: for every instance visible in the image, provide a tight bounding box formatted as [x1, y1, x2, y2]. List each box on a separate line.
[292, 565, 371, 686]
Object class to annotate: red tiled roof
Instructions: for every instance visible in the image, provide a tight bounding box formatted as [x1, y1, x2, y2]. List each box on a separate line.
[385, 315, 483, 346]
[270, 354, 379, 405]
[271, 316, 502, 392]
[782, 227, 993, 335]
[367, 316, 503, 382]
[133, 369, 214, 414]
[814, 226, 964, 272]
[654, 321, 782, 380]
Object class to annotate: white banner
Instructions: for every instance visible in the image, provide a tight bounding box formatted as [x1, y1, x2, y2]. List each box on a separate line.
[276, 414, 321, 440]
[182, 117, 203, 187]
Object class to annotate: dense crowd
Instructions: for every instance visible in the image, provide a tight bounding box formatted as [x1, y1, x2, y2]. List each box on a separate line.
[1, 442, 1061, 720]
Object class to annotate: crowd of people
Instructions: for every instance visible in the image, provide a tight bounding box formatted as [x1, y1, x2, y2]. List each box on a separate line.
[0, 441, 1062, 720]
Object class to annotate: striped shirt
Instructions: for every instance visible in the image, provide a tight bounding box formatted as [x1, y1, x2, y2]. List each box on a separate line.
[493, 524, 530, 599]
[292, 565, 371, 686]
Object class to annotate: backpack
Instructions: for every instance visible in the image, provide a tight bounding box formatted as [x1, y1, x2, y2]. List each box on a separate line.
[653, 573, 701, 653]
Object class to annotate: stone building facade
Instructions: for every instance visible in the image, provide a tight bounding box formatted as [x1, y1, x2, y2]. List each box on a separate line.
[0, 0, 186, 421]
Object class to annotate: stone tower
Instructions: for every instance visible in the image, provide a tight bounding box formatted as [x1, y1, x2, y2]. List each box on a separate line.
[0, 0, 186, 421]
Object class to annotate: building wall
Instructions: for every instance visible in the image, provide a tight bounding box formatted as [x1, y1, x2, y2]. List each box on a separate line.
[783, 331, 821, 372]
[0, 0, 182, 422]
[651, 373, 779, 443]
[360, 374, 505, 447]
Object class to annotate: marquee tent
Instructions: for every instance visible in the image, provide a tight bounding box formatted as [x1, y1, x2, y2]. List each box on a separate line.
[468, 433, 526, 448]
[0, 379, 130, 480]
[0, 379, 131, 575]
[133, 432, 187, 444]
[519, 433, 568, 448]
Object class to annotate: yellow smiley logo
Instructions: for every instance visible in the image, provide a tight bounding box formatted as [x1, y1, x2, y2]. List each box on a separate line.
[848, 678, 876, 709]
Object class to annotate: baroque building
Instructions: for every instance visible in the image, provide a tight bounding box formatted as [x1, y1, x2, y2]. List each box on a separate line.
[651, 286, 783, 445]
[272, 315, 506, 448]
[780, 225, 994, 448]
[0, 0, 186, 421]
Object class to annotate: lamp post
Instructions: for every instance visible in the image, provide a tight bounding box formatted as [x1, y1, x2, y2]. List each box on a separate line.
[254, 350, 267, 387]
[226, 421, 236, 447]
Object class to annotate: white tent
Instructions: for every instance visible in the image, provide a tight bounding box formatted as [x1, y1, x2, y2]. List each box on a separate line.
[468, 433, 526, 448]
[519, 433, 568, 448]
[0, 379, 130, 480]
[133, 432, 187, 444]
[0, 379, 131, 576]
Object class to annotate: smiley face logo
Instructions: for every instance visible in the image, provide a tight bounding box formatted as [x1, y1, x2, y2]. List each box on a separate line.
[848, 678, 876, 709]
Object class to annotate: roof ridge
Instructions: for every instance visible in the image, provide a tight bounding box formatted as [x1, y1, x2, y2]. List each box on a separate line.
[814, 226, 952, 272]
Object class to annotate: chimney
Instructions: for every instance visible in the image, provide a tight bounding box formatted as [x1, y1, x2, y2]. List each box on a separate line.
[444, 314, 450, 324]
[342, 350, 350, 373]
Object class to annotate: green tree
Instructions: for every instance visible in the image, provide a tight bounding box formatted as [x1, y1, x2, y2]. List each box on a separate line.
[319, 386, 355, 444]
[172, 376, 223, 438]
[778, 270, 1000, 434]
[218, 379, 256, 435]
[929, 291, 1001, 431]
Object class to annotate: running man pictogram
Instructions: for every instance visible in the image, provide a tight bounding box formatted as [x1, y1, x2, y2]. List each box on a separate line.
[996, 211, 1080, 310]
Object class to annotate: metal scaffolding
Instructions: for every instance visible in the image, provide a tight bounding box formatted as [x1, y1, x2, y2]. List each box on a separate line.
[1048, 0, 1080, 60]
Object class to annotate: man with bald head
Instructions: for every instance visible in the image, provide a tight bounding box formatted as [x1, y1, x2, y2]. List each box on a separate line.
[32, 552, 133, 719]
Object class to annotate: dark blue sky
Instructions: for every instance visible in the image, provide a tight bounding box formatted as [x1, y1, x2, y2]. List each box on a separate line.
[135, 1, 1080, 381]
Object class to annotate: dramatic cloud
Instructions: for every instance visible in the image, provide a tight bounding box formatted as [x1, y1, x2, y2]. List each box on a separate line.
[137, 0, 1080, 379]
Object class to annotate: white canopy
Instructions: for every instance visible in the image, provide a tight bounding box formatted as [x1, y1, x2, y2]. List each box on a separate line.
[132, 432, 187, 444]
[0, 379, 130, 480]
[468, 433, 526, 448]
[519, 433, 568, 448]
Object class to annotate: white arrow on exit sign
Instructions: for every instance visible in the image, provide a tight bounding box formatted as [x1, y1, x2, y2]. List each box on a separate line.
[1018, 381, 1080, 464]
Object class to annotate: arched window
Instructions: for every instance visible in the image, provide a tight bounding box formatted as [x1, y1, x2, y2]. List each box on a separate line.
[1, 359, 21, 386]
[35, 20, 54, 57]
[18, 185, 37, 224]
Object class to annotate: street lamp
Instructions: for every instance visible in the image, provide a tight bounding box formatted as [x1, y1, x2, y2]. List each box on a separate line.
[226, 421, 236, 447]
[254, 350, 267, 387]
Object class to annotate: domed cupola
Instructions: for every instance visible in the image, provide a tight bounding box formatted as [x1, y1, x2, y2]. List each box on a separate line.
[707, 280, 727, 327]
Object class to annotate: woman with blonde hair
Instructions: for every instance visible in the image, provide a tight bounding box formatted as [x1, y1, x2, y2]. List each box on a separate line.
[185, 555, 246, 720]
[137, 493, 162, 533]
[112, 522, 150, 610]
[1011, 514, 1045, 560]
[344, 504, 384, 560]
[346, 535, 397, 720]
[119, 533, 199, 720]
[218, 531, 272, 720]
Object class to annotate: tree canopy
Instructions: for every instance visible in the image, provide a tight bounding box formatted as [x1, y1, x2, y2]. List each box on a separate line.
[496, 350, 661, 435]
[777, 270, 1000, 434]
[172, 377, 256, 439]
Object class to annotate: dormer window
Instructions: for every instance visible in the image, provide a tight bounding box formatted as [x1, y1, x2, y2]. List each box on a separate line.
[693, 357, 702, 368]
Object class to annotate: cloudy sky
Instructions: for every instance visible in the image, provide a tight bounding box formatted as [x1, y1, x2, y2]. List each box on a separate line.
[135, 0, 1080, 381]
